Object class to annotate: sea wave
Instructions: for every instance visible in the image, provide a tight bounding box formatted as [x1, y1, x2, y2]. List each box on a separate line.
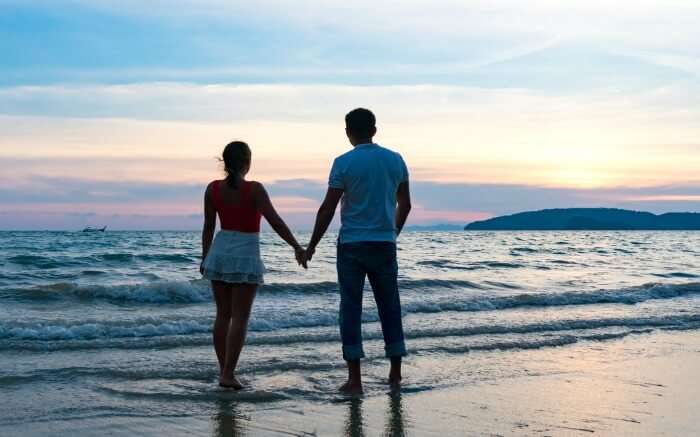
[7, 255, 70, 269]
[424, 328, 657, 355]
[416, 260, 524, 270]
[2, 280, 699, 315]
[652, 272, 699, 279]
[408, 281, 700, 313]
[135, 253, 197, 263]
[0, 278, 485, 303]
[1, 280, 213, 303]
[1, 310, 697, 347]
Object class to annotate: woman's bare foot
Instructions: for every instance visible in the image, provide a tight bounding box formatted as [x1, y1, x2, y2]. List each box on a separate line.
[218, 376, 244, 390]
[339, 380, 363, 395]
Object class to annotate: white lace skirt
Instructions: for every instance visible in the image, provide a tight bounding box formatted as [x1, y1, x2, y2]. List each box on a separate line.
[202, 230, 265, 284]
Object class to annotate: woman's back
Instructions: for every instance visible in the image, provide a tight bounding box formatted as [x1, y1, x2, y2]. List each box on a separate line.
[201, 140, 305, 389]
[211, 179, 262, 233]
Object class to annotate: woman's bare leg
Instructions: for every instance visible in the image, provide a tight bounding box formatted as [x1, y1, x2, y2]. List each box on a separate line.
[220, 283, 257, 389]
[212, 281, 233, 377]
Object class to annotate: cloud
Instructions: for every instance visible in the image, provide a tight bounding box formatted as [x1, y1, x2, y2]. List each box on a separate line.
[2, 80, 699, 189]
[2, 83, 698, 138]
[0, 210, 203, 231]
[51, 1, 700, 49]
[1, 176, 698, 230]
[0, 176, 201, 204]
[3, 0, 699, 90]
[265, 179, 700, 217]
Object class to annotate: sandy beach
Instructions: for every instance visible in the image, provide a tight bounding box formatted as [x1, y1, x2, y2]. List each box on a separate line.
[5, 329, 697, 436]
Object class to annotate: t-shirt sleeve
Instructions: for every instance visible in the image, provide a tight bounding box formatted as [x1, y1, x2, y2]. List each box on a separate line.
[328, 158, 344, 189]
[399, 154, 409, 183]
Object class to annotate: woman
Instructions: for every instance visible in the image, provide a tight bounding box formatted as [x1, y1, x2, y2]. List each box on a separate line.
[200, 141, 306, 389]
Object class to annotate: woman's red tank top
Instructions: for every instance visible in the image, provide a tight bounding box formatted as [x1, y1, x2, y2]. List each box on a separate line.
[211, 180, 262, 233]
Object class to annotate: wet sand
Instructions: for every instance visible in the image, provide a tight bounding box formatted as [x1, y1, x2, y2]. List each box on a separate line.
[5, 330, 698, 436]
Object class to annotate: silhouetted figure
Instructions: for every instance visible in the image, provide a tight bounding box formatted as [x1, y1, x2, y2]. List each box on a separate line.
[306, 108, 412, 393]
[201, 141, 307, 389]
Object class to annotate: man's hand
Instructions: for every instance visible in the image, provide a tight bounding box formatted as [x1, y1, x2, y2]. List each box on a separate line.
[294, 247, 308, 269]
[305, 245, 316, 263]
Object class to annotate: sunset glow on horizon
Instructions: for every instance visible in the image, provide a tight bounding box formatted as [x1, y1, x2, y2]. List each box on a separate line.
[1, 1, 699, 229]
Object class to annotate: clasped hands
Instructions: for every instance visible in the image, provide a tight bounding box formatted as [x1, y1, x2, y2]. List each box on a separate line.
[293, 245, 316, 269]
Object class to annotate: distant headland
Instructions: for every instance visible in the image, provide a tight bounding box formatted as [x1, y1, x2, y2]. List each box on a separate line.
[464, 208, 700, 230]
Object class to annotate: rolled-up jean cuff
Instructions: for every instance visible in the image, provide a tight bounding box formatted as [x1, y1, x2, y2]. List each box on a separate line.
[385, 341, 407, 357]
[342, 344, 366, 361]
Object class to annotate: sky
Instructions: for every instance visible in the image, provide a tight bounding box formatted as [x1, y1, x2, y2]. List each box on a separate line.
[1, 0, 699, 230]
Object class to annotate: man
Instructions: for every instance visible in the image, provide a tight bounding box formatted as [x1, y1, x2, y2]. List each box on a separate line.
[306, 108, 412, 394]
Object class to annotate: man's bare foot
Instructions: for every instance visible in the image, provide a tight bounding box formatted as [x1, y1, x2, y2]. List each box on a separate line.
[339, 380, 363, 395]
[218, 376, 244, 390]
[388, 373, 402, 388]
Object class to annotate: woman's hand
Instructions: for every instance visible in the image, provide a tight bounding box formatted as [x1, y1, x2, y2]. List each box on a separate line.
[199, 260, 205, 275]
[294, 247, 308, 269]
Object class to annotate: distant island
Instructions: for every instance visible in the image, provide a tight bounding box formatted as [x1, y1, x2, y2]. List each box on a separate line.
[464, 208, 700, 230]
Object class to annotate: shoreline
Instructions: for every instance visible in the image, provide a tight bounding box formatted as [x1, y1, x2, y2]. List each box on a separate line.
[4, 329, 698, 436]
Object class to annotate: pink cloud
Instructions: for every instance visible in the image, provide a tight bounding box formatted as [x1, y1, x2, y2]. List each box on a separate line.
[409, 205, 492, 224]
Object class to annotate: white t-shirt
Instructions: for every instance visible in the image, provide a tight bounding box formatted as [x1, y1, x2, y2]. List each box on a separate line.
[328, 143, 409, 244]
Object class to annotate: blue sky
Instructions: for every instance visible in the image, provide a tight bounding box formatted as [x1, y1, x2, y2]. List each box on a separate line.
[1, 1, 699, 229]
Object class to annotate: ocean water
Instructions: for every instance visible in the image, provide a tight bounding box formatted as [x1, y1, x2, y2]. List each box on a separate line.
[1, 230, 699, 430]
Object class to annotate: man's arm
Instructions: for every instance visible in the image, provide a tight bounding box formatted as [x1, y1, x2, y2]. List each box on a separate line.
[306, 187, 343, 260]
[395, 181, 411, 237]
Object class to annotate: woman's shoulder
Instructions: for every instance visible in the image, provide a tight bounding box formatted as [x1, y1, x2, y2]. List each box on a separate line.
[205, 179, 222, 192]
[247, 181, 267, 200]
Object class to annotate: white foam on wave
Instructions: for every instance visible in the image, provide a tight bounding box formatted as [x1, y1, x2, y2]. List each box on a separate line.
[424, 328, 656, 355]
[1, 319, 209, 341]
[403, 281, 700, 313]
[7, 280, 213, 303]
[2, 310, 698, 345]
[5, 278, 483, 304]
[10, 279, 698, 309]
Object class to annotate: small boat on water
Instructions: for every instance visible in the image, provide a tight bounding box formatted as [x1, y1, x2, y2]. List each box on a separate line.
[82, 226, 107, 232]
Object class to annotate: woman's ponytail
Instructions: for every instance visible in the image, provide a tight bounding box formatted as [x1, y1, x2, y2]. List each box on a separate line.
[221, 141, 251, 188]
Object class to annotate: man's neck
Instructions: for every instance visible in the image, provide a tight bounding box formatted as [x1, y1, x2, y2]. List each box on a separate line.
[352, 139, 374, 147]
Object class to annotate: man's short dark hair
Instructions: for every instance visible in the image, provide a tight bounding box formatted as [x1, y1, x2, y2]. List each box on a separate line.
[345, 108, 376, 138]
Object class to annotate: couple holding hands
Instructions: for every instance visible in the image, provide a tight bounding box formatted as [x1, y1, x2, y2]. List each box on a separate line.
[200, 108, 412, 394]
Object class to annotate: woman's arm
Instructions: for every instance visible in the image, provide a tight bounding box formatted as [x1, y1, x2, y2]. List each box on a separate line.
[252, 182, 307, 268]
[201, 183, 216, 274]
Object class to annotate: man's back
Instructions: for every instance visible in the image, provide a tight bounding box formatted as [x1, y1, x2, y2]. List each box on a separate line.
[329, 143, 408, 244]
[306, 108, 410, 393]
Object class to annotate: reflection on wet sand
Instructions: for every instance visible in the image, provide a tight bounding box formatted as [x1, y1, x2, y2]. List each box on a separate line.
[344, 397, 366, 437]
[344, 390, 408, 437]
[212, 400, 245, 437]
[384, 391, 407, 437]
[210, 390, 408, 436]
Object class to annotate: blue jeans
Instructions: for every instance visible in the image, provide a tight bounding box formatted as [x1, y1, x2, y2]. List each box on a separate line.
[337, 242, 407, 361]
